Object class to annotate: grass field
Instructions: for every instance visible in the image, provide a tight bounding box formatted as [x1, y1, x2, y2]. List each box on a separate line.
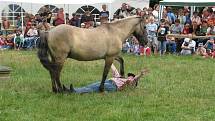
[1, 50, 215, 121]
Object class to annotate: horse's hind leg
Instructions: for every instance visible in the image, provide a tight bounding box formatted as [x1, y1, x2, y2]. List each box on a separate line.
[52, 62, 64, 93]
[99, 57, 114, 92]
[115, 56, 125, 77]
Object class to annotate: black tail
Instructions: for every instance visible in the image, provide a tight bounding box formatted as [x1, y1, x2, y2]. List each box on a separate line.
[37, 31, 52, 71]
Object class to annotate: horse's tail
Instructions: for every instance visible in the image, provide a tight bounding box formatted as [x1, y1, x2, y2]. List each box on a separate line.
[37, 31, 52, 71]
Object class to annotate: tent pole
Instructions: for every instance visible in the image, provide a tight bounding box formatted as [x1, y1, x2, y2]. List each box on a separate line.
[21, 2, 24, 35]
[64, 4, 66, 24]
[109, 2, 111, 22]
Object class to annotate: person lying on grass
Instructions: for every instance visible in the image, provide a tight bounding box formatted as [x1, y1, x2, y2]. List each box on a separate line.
[63, 64, 149, 94]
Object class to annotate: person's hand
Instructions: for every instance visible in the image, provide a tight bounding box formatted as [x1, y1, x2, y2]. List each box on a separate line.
[140, 68, 149, 75]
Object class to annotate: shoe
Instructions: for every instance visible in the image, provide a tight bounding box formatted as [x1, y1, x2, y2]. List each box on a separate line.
[70, 84, 75, 92]
[62, 85, 70, 93]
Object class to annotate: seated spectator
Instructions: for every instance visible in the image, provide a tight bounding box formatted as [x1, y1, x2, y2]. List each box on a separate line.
[2, 37, 14, 50]
[100, 4, 109, 24]
[122, 39, 131, 53]
[181, 36, 196, 55]
[196, 43, 207, 58]
[168, 19, 182, 53]
[191, 21, 200, 35]
[13, 29, 24, 50]
[204, 37, 214, 54]
[23, 24, 38, 49]
[0, 36, 5, 50]
[206, 20, 215, 35]
[182, 23, 193, 34]
[197, 21, 208, 36]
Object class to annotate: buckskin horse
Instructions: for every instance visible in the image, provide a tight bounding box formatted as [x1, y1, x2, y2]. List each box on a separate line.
[38, 16, 146, 93]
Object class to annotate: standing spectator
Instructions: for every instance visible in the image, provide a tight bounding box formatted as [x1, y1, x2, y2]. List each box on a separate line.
[16, 15, 22, 29]
[184, 12, 192, 25]
[55, 8, 65, 26]
[35, 14, 42, 26]
[115, 3, 129, 19]
[2, 17, 10, 30]
[65, 13, 70, 24]
[157, 19, 169, 55]
[100, 4, 109, 24]
[69, 13, 77, 26]
[152, 4, 159, 24]
[191, 12, 202, 26]
[177, 9, 186, 26]
[146, 16, 158, 54]
[81, 10, 94, 28]
[166, 7, 176, 24]
[147, 7, 155, 19]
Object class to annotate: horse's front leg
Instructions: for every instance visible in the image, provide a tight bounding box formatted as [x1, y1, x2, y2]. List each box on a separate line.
[99, 57, 114, 92]
[115, 56, 125, 77]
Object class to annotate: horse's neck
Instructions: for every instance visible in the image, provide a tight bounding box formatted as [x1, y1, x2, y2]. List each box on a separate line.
[111, 18, 139, 42]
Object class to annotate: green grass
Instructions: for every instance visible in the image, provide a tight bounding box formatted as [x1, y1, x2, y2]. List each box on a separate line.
[1, 50, 215, 121]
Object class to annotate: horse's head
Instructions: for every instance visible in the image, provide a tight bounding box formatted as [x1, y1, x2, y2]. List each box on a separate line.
[133, 16, 147, 36]
[132, 16, 147, 45]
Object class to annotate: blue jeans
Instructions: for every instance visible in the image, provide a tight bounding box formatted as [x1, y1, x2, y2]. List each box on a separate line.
[167, 41, 176, 53]
[74, 80, 117, 94]
[159, 41, 167, 55]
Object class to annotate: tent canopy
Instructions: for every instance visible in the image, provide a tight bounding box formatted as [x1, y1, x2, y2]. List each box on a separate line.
[160, 0, 215, 6]
[0, 0, 115, 4]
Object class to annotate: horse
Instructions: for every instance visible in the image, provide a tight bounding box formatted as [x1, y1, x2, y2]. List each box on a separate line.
[37, 16, 146, 93]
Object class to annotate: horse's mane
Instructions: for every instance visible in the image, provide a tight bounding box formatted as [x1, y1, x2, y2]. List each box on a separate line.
[97, 16, 141, 28]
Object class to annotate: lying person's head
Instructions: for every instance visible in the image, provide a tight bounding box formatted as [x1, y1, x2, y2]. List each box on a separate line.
[127, 73, 138, 86]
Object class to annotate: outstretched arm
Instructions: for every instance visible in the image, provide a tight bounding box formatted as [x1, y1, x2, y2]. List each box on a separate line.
[133, 68, 149, 82]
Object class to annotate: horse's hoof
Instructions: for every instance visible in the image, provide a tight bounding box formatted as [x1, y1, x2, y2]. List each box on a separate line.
[70, 84, 75, 93]
[99, 87, 104, 92]
[62, 85, 72, 94]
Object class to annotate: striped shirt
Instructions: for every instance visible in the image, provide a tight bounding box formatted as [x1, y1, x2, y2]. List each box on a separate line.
[110, 64, 135, 90]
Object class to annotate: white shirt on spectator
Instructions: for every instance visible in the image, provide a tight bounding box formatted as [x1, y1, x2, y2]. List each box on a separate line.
[146, 23, 158, 37]
[27, 28, 38, 37]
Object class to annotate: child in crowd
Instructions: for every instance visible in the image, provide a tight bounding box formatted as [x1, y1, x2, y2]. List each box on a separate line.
[14, 29, 24, 50]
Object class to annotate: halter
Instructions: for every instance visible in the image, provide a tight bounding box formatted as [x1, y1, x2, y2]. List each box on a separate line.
[139, 17, 145, 35]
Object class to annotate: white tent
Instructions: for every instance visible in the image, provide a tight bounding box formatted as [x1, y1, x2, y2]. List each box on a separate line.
[0, 0, 115, 4]
[158, 0, 215, 22]
[160, 0, 215, 6]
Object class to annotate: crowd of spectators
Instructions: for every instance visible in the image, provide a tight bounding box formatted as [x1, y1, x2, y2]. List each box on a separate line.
[0, 3, 215, 59]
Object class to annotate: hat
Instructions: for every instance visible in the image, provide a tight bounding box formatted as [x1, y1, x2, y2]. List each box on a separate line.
[198, 43, 203, 47]
[184, 38, 190, 42]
